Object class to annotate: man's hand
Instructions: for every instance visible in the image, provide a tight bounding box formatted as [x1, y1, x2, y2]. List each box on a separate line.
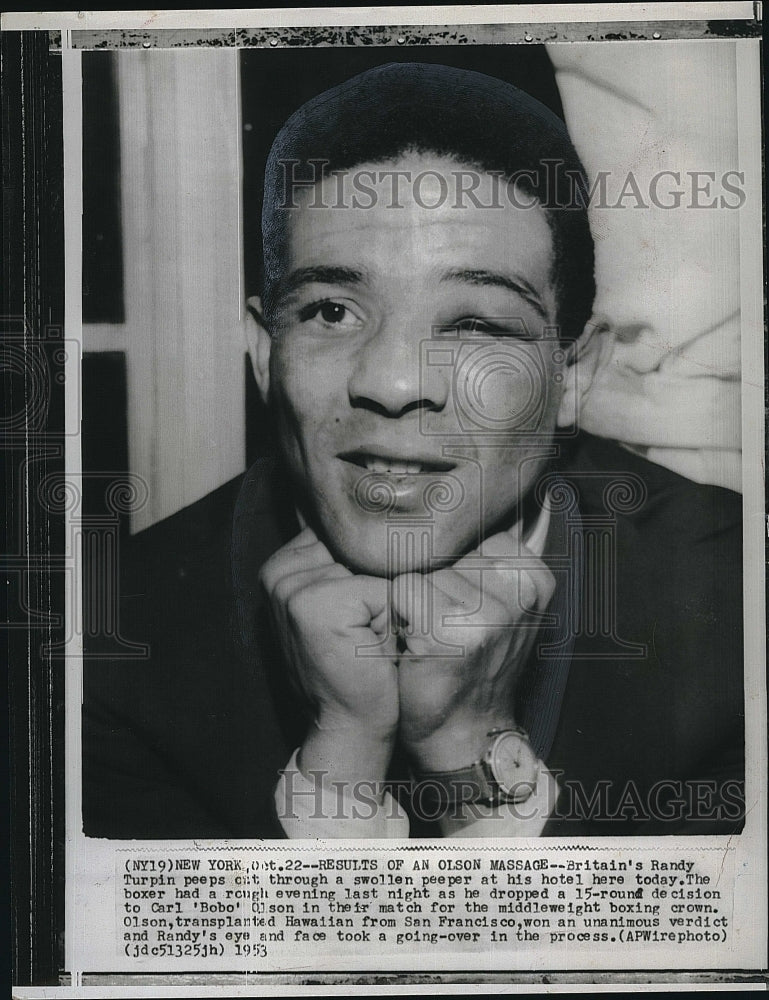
[392, 510, 555, 774]
[260, 527, 398, 789]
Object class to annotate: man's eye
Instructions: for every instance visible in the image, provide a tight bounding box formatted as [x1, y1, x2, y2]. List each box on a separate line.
[300, 300, 361, 328]
[447, 317, 532, 339]
[454, 317, 496, 334]
[447, 317, 504, 336]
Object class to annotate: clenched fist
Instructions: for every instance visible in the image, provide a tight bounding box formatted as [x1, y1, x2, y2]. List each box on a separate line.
[259, 526, 398, 789]
[392, 506, 555, 774]
[261, 505, 554, 798]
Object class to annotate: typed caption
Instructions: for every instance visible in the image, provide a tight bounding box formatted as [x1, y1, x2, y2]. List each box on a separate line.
[107, 846, 736, 971]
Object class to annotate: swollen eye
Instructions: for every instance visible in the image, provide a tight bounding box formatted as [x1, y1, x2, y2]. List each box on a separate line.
[453, 317, 494, 333]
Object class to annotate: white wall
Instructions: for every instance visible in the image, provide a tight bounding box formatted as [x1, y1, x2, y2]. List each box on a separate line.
[83, 49, 245, 533]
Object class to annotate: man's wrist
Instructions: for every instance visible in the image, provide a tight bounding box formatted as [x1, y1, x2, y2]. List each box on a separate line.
[406, 715, 518, 774]
[276, 749, 410, 838]
[299, 714, 395, 794]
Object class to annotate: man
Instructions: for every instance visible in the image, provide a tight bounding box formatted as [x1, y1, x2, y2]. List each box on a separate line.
[83, 63, 743, 839]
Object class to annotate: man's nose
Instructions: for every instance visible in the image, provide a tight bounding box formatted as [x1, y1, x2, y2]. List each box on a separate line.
[347, 318, 450, 417]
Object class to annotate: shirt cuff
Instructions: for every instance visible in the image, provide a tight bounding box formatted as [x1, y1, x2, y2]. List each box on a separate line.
[274, 749, 410, 839]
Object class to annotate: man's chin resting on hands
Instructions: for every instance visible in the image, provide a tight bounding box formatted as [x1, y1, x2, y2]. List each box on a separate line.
[248, 63, 594, 838]
[262, 513, 560, 838]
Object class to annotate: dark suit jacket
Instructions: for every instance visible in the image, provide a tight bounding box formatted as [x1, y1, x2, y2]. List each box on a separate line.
[82, 433, 744, 838]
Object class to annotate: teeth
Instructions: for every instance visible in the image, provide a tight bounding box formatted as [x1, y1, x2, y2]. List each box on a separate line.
[364, 459, 423, 474]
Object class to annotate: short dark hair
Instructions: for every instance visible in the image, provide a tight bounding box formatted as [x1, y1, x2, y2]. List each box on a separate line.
[262, 62, 595, 344]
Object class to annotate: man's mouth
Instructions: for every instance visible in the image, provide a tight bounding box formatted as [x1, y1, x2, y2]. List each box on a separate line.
[338, 449, 456, 475]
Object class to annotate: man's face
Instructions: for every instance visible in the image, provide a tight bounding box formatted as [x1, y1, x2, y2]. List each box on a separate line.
[255, 153, 567, 576]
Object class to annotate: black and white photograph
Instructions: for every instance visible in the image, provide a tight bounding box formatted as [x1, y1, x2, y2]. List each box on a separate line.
[80, 25, 748, 841]
[3, 3, 766, 992]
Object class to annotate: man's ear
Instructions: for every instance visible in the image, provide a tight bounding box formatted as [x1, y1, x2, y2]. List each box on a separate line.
[556, 319, 608, 428]
[244, 296, 272, 405]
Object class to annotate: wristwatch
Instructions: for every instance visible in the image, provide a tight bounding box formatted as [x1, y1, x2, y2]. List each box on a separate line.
[414, 727, 540, 808]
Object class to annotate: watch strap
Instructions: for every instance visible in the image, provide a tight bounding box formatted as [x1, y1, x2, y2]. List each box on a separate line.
[414, 760, 495, 808]
[412, 728, 538, 808]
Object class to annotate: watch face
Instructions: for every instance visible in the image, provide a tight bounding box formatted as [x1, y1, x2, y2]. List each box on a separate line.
[490, 731, 539, 800]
